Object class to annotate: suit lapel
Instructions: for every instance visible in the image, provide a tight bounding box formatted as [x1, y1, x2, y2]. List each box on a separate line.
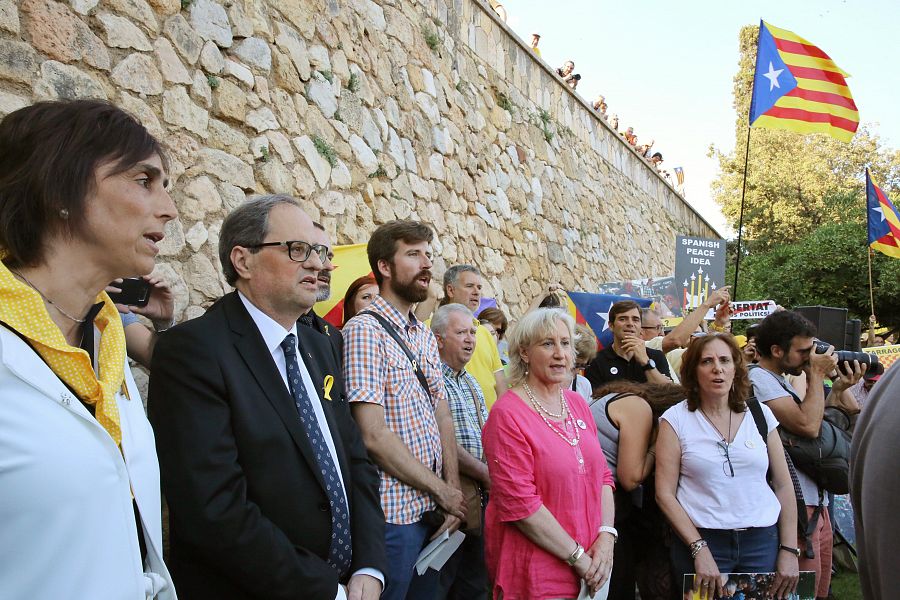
[223, 294, 328, 492]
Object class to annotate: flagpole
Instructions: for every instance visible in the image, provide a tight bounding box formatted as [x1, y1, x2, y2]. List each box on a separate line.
[732, 124, 752, 300]
[867, 247, 876, 343]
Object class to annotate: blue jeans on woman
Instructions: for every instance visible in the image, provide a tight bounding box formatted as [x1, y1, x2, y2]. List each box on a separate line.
[671, 525, 779, 586]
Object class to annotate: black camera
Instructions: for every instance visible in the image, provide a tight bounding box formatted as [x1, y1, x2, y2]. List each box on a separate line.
[813, 339, 884, 376]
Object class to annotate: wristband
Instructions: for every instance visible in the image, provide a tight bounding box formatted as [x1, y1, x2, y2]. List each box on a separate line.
[689, 539, 708, 559]
[565, 542, 585, 566]
[779, 544, 801, 557]
[598, 525, 618, 543]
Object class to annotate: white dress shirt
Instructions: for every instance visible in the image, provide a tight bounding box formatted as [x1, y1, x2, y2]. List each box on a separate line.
[238, 293, 383, 598]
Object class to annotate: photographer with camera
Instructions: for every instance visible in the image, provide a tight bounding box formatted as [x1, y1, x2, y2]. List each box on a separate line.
[748, 310, 867, 600]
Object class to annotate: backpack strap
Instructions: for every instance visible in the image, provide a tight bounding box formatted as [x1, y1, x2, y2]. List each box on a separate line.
[747, 395, 813, 557]
[748, 364, 801, 404]
[359, 310, 433, 400]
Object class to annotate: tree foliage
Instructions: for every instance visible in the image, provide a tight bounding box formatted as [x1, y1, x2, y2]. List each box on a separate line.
[735, 222, 900, 330]
[712, 25, 900, 331]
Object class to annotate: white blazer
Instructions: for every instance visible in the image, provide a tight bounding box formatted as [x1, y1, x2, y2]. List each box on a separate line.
[0, 326, 175, 600]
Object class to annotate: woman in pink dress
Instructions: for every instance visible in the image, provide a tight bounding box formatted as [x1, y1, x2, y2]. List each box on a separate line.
[483, 308, 616, 599]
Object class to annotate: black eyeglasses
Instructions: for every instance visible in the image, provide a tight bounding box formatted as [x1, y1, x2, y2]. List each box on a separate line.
[716, 441, 735, 477]
[642, 325, 663, 331]
[248, 240, 328, 263]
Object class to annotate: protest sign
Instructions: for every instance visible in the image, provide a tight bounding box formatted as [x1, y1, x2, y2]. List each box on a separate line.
[675, 236, 726, 311]
[862, 343, 900, 371]
[703, 300, 776, 320]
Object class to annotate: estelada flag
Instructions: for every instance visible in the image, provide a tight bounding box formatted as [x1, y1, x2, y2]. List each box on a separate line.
[565, 291, 653, 349]
[313, 243, 372, 327]
[749, 21, 859, 143]
[866, 170, 900, 259]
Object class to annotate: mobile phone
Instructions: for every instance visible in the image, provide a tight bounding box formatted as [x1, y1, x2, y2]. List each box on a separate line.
[108, 277, 152, 307]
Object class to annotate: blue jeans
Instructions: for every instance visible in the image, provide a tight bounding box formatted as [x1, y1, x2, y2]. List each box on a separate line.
[671, 525, 778, 587]
[382, 521, 441, 600]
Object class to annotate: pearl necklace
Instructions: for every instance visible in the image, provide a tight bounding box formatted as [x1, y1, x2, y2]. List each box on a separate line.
[523, 382, 566, 418]
[523, 383, 581, 447]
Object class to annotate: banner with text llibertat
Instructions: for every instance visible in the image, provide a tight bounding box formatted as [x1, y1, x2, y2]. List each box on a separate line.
[675, 236, 726, 311]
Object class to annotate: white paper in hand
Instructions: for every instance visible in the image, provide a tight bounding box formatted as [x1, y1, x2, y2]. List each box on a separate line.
[414, 530, 466, 575]
[578, 576, 610, 600]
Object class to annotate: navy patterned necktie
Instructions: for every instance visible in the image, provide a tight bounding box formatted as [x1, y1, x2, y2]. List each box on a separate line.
[280, 333, 352, 576]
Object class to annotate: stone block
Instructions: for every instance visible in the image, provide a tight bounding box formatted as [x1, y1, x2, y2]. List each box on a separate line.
[108, 0, 159, 32]
[212, 78, 247, 121]
[111, 53, 163, 95]
[246, 107, 279, 132]
[258, 159, 294, 194]
[190, 0, 232, 48]
[155, 37, 192, 84]
[190, 148, 255, 190]
[164, 14, 203, 64]
[347, 133, 378, 174]
[306, 77, 337, 119]
[224, 60, 254, 86]
[232, 37, 271, 71]
[163, 86, 208, 137]
[119, 91, 163, 138]
[177, 175, 222, 220]
[191, 69, 212, 107]
[146, 0, 179, 17]
[270, 88, 301, 134]
[0, 91, 29, 117]
[0, 40, 38, 85]
[0, 0, 19, 34]
[99, 12, 152, 51]
[200, 40, 224, 74]
[22, 0, 109, 70]
[293, 135, 332, 188]
[34, 60, 106, 99]
[274, 22, 311, 82]
[185, 222, 208, 251]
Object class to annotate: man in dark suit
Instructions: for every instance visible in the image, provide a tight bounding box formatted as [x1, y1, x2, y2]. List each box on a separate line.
[300, 221, 343, 363]
[150, 195, 385, 600]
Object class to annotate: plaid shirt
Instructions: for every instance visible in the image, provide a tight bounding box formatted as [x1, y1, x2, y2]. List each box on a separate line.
[343, 295, 445, 524]
[441, 363, 488, 462]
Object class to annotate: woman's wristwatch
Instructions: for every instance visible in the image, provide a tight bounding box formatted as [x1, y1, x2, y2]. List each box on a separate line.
[598, 525, 618, 543]
[565, 542, 585, 566]
[779, 544, 801, 557]
[689, 539, 708, 559]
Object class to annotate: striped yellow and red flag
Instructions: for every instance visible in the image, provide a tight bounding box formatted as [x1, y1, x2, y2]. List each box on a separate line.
[749, 21, 859, 142]
[313, 243, 372, 327]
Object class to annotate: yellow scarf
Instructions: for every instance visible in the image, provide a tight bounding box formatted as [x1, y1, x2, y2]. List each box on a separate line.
[0, 260, 126, 447]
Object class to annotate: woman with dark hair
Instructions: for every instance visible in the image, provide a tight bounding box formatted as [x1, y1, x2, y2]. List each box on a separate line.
[589, 381, 683, 600]
[341, 274, 378, 326]
[0, 100, 177, 599]
[656, 334, 798, 600]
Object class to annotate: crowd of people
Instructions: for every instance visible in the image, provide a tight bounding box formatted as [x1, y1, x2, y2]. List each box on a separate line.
[526, 32, 675, 184]
[0, 97, 896, 600]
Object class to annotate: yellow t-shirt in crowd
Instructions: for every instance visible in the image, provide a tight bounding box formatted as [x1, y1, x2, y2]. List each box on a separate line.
[469, 323, 504, 410]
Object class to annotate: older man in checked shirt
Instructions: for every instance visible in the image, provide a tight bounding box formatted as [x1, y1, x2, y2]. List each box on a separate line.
[431, 303, 491, 600]
[343, 221, 466, 600]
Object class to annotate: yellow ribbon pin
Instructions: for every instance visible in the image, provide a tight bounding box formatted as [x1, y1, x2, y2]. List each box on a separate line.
[324, 324, 330, 336]
[323, 375, 334, 401]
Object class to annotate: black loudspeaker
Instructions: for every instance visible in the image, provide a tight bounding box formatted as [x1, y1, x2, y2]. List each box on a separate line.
[795, 306, 848, 350]
[845, 319, 862, 353]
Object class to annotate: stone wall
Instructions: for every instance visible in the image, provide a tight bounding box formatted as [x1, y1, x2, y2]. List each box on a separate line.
[0, 0, 717, 319]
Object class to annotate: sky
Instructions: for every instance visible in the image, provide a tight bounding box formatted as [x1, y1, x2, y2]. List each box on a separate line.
[506, 0, 900, 237]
